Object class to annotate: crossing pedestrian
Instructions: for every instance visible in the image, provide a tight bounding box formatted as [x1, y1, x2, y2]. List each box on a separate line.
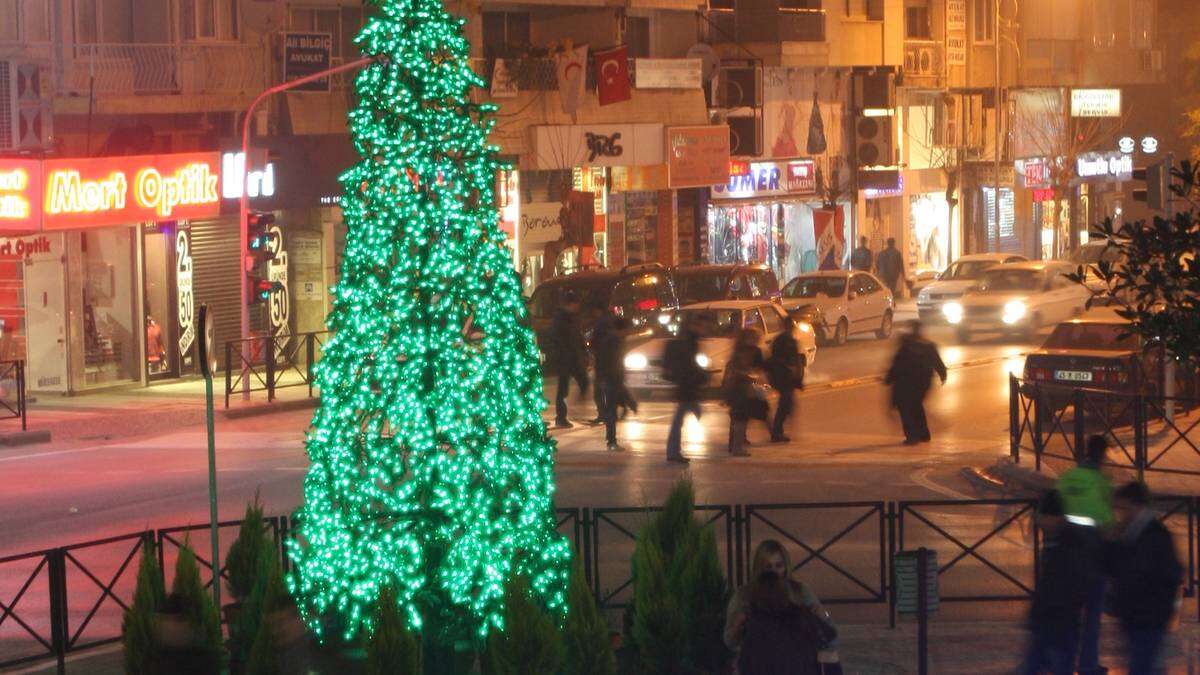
[663, 314, 708, 464]
[767, 315, 805, 443]
[723, 327, 768, 456]
[550, 291, 589, 429]
[1108, 481, 1183, 675]
[589, 307, 626, 452]
[875, 237, 905, 297]
[1057, 434, 1114, 675]
[884, 321, 946, 445]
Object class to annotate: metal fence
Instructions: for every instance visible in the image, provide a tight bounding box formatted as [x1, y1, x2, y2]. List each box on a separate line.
[1010, 375, 1200, 478]
[0, 360, 27, 430]
[61, 43, 266, 97]
[5, 497, 1200, 672]
[224, 331, 328, 407]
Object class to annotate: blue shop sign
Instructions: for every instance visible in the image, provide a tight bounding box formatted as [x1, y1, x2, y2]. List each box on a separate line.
[710, 160, 813, 200]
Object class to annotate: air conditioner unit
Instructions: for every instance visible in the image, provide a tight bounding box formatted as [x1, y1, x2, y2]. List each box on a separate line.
[728, 116, 761, 156]
[904, 46, 937, 77]
[718, 66, 760, 109]
[0, 61, 15, 151]
[855, 115, 893, 167]
[1141, 49, 1164, 72]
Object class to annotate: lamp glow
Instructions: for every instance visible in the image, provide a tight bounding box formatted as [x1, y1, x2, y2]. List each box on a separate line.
[943, 302, 964, 325]
[625, 353, 649, 370]
[695, 353, 710, 368]
[1003, 300, 1027, 324]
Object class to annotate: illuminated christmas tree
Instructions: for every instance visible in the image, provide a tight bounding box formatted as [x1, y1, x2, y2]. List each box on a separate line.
[286, 0, 571, 644]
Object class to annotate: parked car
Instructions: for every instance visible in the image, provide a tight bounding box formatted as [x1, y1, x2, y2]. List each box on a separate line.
[780, 271, 895, 346]
[916, 253, 1029, 323]
[622, 300, 817, 394]
[943, 261, 1090, 342]
[526, 264, 679, 369]
[671, 264, 781, 305]
[1070, 238, 1126, 294]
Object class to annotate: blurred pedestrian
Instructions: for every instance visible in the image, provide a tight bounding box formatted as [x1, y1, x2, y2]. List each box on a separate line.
[884, 321, 946, 445]
[1108, 481, 1183, 675]
[767, 315, 805, 443]
[850, 236, 873, 272]
[1057, 434, 1114, 675]
[725, 540, 839, 675]
[550, 291, 589, 428]
[588, 311, 638, 425]
[663, 314, 708, 464]
[723, 327, 768, 456]
[589, 307, 625, 452]
[875, 237, 905, 297]
[1023, 490, 1096, 675]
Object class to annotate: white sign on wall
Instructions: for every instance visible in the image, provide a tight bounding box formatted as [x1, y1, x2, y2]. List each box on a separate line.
[176, 229, 195, 358]
[946, 0, 967, 66]
[1076, 152, 1133, 180]
[1071, 89, 1122, 117]
[531, 124, 663, 169]
[946, 0, 967, 30]
[266, 225, 289, 336]
[520, 202, 564, 246]
[635, 59, 702, 89]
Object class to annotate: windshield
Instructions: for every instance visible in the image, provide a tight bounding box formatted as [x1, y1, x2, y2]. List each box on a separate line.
[784, 276, 846, 299]
[674, 271, 728, 305]
[941, 260, 998, 280]
[678, 309, 741, 338]
[977, 269, 1041, 292]
[1042, 322, 1139, 351]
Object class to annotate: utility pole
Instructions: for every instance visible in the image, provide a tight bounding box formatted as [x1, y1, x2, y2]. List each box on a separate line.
[993, 0, 1001, 253]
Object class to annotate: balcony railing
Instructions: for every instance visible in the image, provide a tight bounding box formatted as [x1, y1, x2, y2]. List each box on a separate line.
[61, 43, 266, 97]
[706, 8, 827, 44]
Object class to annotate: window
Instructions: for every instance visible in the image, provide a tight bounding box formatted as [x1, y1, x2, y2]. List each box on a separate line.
[761, 306, 783, 334]
[1129, 0, 1153, 50]
[905, 0, 931, 39]
[291, 6, 363, 58]
[743, 309, 765, 332]
[625, 16, 650, 59]
[973, 0, 994, 41]
[728, 274, 753, 299]
[845, 0, 884, 20]
[182, 0, 239, 41]
[860, 275, 882, 294]
[481, 11, 530, 59]
[1, 0, 50, 42]
[780, 0, 820, 9]
[748, 270, 778, 297]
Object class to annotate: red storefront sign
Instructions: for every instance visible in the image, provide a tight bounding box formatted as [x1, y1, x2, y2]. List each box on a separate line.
[786, 160, 816, 193]
[0, 160, 42, 233]
[666, 125, 730, 189]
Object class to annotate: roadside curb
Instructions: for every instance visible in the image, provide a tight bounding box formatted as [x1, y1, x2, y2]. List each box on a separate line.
[221, 396, 320, 420]
[803, 351, 1028, 394]
[961, 458, 1055, 496]
[0, 429, 51, 447]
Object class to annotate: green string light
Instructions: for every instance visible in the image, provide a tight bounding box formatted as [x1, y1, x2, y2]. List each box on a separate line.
[286, 0, 571, 643]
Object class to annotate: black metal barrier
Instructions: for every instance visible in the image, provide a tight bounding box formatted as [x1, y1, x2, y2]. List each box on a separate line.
[5, 497, 1200, 672]
[224, 332, 328, 408]
[0, 360, 28, 430]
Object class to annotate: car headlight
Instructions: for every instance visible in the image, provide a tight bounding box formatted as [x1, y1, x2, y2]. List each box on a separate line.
[797, 322, 813, 334]
[657, 313, 671, 326]
[695, 353, 710, 369]
[1003, 300, 1027, 324]
[918, 288, 930, 301]
[943, 301, 964, 325]
[624, 353, 648, 370]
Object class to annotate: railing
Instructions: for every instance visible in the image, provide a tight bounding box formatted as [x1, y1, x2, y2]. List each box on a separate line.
[5, 497, 1200, 672]
[62, 43, 266, 97]
[1010, 375, 1200, 478]
[704, 8, 827, 44]
[224, 331, 328, 408]
[0, 360, 27, 430]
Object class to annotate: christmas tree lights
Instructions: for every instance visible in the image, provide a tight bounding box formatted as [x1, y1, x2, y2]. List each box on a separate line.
[286, 0, 571, 643]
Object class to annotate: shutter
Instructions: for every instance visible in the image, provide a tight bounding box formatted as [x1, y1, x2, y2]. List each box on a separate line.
[0, 61, 15, 150]
[188, 218, 265, 371]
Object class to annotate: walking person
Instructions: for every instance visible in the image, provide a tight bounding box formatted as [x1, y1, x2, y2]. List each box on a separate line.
[884, 321, 946, 445]
[1022, 490, 1097, 675]
[767, 316, 805, 443]
[550, 291, 589, 428]
[663, 314, 708, 464]
[850, 236, 873, 272]
[875, 237, 905, 297]
[723, 327, 768, 456]
[1108, 481, 1183, 675]
[1057, 435, 1114, 675]
[589, 307, 626, 452]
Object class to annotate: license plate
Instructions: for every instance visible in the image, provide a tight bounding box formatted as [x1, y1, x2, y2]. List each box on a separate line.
[1054, 370, 1093, 382]
[638, 372, 666, 385]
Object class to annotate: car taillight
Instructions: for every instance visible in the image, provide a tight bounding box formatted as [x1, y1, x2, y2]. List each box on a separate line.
[635, 298, 659, 311]
[1026, 367, 1050, 381]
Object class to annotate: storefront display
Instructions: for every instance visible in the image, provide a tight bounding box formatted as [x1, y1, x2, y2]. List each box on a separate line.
[909, 193, 951, 275]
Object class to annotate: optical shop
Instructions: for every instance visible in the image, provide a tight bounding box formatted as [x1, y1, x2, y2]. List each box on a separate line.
[0, 149, 322, 395]
[706, 159, 853, 282]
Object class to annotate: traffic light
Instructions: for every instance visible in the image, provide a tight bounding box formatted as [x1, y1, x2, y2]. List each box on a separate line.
[252, 278, 285, 304]
[246, 211, 278, 265]
[1132, 158, 1170, 212]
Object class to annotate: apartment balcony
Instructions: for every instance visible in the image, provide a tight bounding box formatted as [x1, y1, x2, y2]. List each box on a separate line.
[705, 8, 826, 45]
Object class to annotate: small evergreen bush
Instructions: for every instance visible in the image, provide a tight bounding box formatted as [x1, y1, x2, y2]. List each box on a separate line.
[562, 558, 616, 675]
[225, 493, 270, 603]
[122, 536, 165, 674]
[366, 585, 420, 675]
[484, 575, 565, 675]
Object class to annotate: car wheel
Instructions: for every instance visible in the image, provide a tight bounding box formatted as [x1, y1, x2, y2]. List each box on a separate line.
[957, 326, 971, 344]
[833, 318, 848, 346]
[876, 311, 894, 339]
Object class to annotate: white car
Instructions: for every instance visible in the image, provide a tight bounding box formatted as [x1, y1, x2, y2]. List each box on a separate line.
[622, 300, 817, 393]
[917, 253, 1028, 323]
[780, 271, 895, 345]
[943, 261, 1091, 342]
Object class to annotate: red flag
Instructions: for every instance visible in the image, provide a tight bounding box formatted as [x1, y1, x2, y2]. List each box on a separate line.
[594, 45, 631, 106]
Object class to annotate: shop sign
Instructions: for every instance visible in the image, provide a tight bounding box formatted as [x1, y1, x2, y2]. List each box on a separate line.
[220, 152, 276, 200]
[1032, 188, 1055, 202]
[666, 126, 730, 189]
[520, 202, 563, 246]
[0, 161, 42, 232]
[531, 124, 663, 169]
[176, 229, 195, 358]
[710, 160, 816, 199]
[41, 153, 222, 230]
[974, 163, 1015, 187]
[1019, 158, 1052, 188]
[1141, 136, 1159, 153]
[1119, 136, 1136, 154]
[283, 32, 332, 92]
[1076, 152, 1132, 180]
[945, 0, 967, 66]
[0, 234, 53, 257]
[863, 174, 904, 199]
[635, 59, 702, 89]
[1071, 89, 1121, 118]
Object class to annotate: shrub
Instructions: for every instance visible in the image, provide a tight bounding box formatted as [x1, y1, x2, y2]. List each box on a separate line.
[122, 536, 165, 674]
[366, 586, 420, 675]
[484, 575, 565, 675]
[237, 547, 289, 671]
[562, 558, 615, 675]
[225, 493, 270, 603]
[169, 542, 224, 673]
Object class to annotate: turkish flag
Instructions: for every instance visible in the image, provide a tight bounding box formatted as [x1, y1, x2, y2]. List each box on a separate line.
[594, 45, 631, 106]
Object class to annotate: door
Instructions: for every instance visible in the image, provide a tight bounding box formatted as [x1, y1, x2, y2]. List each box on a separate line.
[858, 274, 885, 329]
[24, 234, 68, 392]
[142, 225, 180, 380]
[848, 274, 872, 332]
[760, 303, 784, 341]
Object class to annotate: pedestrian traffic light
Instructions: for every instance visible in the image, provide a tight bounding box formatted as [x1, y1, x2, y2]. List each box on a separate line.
[246, 211, 278, 265]
[252, 278, 285, 304]
[1132, 160, 1168, 211]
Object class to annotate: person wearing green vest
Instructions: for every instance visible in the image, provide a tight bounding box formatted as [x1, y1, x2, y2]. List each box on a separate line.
[1056, 434, 1113, 675]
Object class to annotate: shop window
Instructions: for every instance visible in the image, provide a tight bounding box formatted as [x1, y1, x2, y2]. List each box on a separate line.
[905, 0, 931, 39]
[482, 11, 530, 59]
[72, 229, 138, 389]
[973, 0, 994, 42]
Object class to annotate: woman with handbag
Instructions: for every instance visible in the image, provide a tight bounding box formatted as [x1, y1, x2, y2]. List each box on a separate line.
[723, 328, 769, 457]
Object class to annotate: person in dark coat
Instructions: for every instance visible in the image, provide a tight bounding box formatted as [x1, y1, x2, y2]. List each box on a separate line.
[875, 237, 905, 296]
[767, 316, 805, 443]
[850, 236, 873, 272]
[735, 571, 824, 675]
[663, 314, 708, 464]
[1107, 481, 1183, 675]
[884, 321, 946, 445]
[550, 291, 588, 428]
[723, 327, 768, 456]
[1022, 490, 1097, 675]
[589, 308, 625, 452]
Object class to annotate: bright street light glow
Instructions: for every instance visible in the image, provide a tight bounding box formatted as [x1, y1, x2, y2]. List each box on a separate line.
[695, 353, 710, 368]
